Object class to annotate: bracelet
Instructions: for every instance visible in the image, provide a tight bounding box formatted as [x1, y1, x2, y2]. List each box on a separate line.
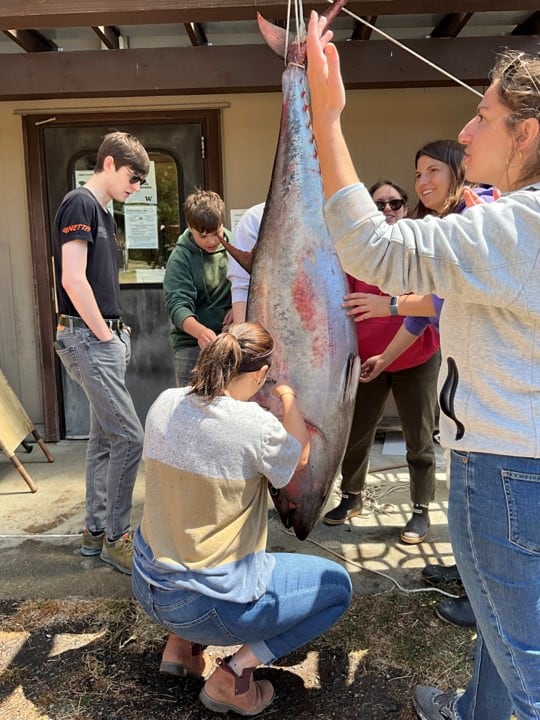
[278, 391, 296, 399]
[389, 296, 399, 316]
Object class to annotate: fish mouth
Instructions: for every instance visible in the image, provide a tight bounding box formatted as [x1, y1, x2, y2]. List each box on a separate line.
[269, 486, 298, 530]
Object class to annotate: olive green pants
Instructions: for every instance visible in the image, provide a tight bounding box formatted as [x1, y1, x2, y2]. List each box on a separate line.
[341, 351, 441, 506]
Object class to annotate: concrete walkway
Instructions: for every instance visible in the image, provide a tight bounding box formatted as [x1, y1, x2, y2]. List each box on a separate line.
[0, 435, 454, 600]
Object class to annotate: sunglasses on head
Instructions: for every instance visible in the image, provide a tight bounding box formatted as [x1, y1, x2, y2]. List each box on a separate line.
[375, 199, 405, 212]
[129, 173, 146, 186]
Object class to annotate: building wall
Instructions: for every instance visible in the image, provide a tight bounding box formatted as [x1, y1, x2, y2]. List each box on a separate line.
[0, 85, 479, 427]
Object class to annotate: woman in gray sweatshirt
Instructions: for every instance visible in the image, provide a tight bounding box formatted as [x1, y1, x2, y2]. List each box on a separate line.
[307, 19, 539, 720]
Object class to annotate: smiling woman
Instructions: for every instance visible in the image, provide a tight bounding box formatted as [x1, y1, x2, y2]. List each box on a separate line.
[412, 140, 466, 218]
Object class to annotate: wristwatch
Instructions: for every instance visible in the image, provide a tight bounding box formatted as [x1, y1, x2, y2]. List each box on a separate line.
[389, 296, 399, 316]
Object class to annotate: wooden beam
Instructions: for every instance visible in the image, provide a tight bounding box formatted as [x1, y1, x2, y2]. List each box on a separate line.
[511, 11, 540, 35]
[1, 36, 538, 100]
[430, 13, 473, 38]
[2, 28, 58, 52]
[0, 1, 539, 29]
[92, 25, 120, 49]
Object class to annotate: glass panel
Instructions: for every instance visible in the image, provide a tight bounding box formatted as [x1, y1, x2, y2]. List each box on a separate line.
[73, 150, 180, 285]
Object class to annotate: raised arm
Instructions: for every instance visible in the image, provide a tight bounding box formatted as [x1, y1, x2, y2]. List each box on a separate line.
[306, 11, 359, 199]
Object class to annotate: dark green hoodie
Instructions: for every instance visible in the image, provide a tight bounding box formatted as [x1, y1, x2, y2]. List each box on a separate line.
[163, 228, 232, 350]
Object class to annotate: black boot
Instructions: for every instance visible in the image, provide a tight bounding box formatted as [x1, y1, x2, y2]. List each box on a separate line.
[421, 564, 463, 587]
[323, 492, 363, 525]
[435, 597, 476, 628]
[400, 504, 430, 544]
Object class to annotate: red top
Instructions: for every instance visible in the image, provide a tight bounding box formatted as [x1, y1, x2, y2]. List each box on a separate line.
[348, 276, 440, 372]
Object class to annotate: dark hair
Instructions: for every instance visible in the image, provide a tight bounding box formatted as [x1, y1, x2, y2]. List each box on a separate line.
[490, 50, 540, 186]
[369, 179, 408, 204]
[184, 190, 225, 234]
[95, 131, 150, 177]
[190, 322, 273, 401]
[413, 140, 466, 218]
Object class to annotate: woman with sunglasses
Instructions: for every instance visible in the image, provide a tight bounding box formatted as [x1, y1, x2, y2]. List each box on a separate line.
[132, 322, 352, 716]
[324, 179, 441, 547]
[307, 14, 539, 719]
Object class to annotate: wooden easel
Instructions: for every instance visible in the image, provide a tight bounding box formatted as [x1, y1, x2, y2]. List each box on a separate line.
[0, 367, 54, 492]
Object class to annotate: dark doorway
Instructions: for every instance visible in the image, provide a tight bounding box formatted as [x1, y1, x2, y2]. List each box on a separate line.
[23, 110, 223, 440]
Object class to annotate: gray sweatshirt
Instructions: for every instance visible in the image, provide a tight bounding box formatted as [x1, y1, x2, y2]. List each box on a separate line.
[325, 182, 540, 458]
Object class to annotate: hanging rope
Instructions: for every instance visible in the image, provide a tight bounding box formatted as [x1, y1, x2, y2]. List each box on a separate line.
[323, 0, 484, 98]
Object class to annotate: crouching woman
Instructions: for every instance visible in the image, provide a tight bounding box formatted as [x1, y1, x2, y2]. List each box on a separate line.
[132, 322, 352, 716]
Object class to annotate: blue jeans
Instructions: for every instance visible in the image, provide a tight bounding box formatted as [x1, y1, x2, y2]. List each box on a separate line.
[132, 551, 352, 664]
[173, 346, 200, 387]
[448, 451, 540, 720]
[54, 325, 144, 539]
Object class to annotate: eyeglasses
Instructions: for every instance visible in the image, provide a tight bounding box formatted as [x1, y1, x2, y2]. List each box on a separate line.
[375, 199, 405, 212]
[128, 173, 146, 186]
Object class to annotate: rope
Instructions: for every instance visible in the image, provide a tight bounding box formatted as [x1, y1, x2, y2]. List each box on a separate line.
[270, 500, 461, 599]
[323, 0, 483, 98]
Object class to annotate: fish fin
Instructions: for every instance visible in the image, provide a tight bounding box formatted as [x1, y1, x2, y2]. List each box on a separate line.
[344, 353, 361, 404]
[222, 241, 253, 274]
[320, 0, 348, 32]
[257, 12, 289, 59]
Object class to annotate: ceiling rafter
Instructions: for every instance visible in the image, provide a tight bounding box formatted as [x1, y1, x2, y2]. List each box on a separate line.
[511, 11, 540, 35]
[2, 28, 58, 52]
[91, 25, 121, 49]
[430, 13, 473, 38]
[0, 1, 539, 29]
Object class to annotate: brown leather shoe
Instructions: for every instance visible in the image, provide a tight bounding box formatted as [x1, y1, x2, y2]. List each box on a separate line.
[199, 657, 275, 716]
[159, 633, 212, 679]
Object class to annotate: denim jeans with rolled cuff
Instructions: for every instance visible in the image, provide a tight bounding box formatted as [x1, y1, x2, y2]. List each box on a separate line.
[54, 325, 143, 540]
[448, 450, 540, 720]
[132, 547, 352, 665]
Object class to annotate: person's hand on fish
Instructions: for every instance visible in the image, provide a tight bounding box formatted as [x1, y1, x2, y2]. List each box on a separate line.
[342, 292, 394, 321]
[306, 11, 345, 126]
[272, 380, 298, 403]
[196, 326, 217, 349]
[222, 309, 234, 328]
[359, 354, 389, 383]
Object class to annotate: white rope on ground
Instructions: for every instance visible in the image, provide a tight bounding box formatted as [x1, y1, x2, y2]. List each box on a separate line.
[271, 514, 460, 599]
[323, 0, 484, 98]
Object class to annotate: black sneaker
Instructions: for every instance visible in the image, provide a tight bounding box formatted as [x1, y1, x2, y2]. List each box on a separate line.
[413, 686, 459, 720]
[421, 564, 463, 587]
[323, 492, 363, 525]
[400, 504, 430, 544]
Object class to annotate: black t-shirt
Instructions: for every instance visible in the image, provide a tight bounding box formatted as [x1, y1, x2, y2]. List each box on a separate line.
[52, 187, 122, 317]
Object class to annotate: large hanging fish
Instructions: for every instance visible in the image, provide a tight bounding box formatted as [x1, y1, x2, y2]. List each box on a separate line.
[246, 0, 360, 540]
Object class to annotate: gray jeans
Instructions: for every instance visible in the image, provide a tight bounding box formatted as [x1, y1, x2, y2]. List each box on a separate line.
[54, 326, 143, 539]
[173, 346, 200, 388]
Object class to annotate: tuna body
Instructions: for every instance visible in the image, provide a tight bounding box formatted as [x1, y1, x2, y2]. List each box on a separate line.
[247, 55, 359, 540]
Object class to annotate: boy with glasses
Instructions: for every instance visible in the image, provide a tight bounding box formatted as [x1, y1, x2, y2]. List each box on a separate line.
[52, 131, 150, 574]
